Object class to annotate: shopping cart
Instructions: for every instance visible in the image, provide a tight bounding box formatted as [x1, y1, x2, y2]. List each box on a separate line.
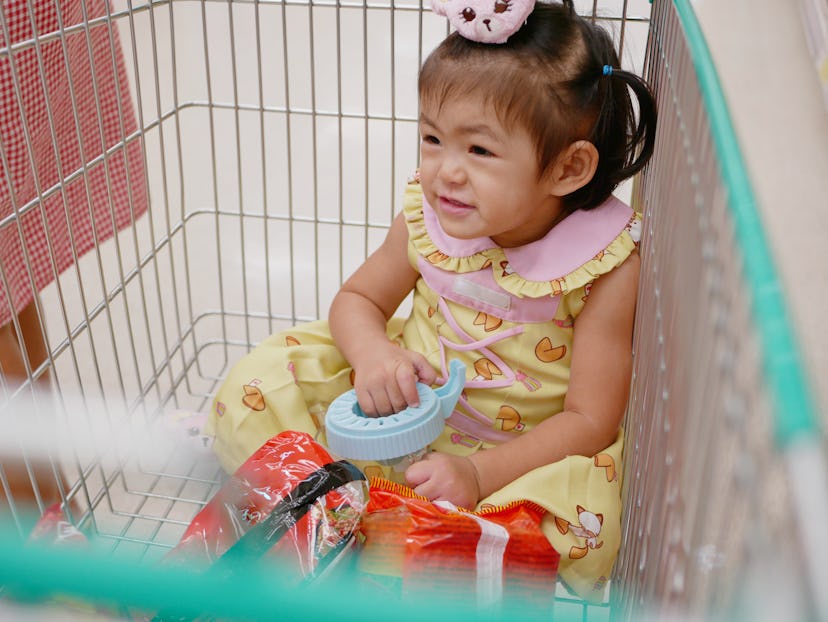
[1, 0, 825, 619]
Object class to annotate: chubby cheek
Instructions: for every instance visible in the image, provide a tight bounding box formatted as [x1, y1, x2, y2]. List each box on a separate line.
[417, 169, 438, 204]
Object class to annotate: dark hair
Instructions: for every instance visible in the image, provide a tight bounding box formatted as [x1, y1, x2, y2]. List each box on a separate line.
[418, 0, 657, 213]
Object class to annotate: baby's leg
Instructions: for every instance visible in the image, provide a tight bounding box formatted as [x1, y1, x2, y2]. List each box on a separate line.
[0, 301, 48, 379]
[207, 320, 356, 473]
[0, 302, 70, 521]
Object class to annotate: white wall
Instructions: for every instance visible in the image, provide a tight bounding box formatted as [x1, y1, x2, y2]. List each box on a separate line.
[694, 0, 828, 424]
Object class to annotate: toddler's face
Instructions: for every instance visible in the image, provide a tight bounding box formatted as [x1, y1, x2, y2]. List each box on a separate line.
[418, 95, 563, 248]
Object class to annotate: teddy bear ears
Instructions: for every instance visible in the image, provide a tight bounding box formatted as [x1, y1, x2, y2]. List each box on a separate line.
[431, 0, 536, 44]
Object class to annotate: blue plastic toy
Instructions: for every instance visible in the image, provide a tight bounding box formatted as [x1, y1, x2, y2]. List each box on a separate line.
[325, 360, 466, 464]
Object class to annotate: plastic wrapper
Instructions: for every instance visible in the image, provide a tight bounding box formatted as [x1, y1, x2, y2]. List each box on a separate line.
[359, 479, 560, 610]
[28, 503, 87, 547]
[165, 430, 368, 585]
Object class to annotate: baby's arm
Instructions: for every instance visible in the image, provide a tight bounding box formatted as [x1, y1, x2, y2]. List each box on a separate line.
[406, 253, 640, 508]
[330, 213, 438, 416]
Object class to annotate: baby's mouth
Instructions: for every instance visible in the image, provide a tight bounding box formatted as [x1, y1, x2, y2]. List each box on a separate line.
[441, 196, 472, 209]
[438, 196, 477, 218]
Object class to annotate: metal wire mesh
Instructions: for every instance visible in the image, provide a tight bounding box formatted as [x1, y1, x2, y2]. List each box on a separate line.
[4, 1, 822, 620]
[0, 0, 649, 544]
[613, 2, 824, 620]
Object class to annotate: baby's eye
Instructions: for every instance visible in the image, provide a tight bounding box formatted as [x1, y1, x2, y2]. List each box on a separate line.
[470, 145, 493, 156]
[494, 0, 510, 14]
[422, 134, 440, 145]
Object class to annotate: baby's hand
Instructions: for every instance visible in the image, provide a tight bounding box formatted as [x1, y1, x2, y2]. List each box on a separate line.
[352, 343, 438, 416]
[405, 452, 481, 510]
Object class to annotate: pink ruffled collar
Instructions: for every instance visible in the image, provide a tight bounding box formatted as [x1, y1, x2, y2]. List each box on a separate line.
[421, 195, 634, 282]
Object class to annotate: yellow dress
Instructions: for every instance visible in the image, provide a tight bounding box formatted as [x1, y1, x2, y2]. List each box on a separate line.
[206, 176, 640, 601]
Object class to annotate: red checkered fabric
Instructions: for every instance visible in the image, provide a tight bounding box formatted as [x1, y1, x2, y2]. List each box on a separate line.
[0, 0, 147, 327]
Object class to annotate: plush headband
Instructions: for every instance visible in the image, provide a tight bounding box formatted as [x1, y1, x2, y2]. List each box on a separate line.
[431, 0, 536, 44]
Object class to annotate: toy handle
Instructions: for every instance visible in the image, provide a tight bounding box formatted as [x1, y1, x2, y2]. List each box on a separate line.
[433, 359, 466, 419]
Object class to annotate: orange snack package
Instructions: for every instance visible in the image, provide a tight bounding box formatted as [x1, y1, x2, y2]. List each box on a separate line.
[359, 478, 559, 611]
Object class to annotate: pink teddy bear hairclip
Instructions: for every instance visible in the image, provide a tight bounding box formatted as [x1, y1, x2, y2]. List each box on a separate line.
[431, 0, 536, 44]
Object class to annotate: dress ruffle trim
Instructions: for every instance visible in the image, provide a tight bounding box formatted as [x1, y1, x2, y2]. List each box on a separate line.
[403, 180, 639, 299]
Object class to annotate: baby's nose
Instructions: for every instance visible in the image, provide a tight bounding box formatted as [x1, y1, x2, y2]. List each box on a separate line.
[439, 156, 466, 184]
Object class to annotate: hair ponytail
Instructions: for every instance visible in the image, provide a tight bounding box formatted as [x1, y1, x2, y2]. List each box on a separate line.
[562, 17, 658, 213]
[608, 68, 657, 181]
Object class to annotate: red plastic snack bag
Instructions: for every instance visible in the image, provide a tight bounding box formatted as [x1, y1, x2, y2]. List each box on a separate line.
[28, 503, 87, 547]
[359, 479, 559, 610]
[166, 430, 368, 585]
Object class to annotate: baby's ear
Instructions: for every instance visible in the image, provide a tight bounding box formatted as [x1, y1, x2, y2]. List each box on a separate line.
[547, 140, 599, 196]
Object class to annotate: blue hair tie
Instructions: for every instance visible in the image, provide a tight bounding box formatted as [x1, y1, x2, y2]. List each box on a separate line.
[602, 65, 614, 76]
